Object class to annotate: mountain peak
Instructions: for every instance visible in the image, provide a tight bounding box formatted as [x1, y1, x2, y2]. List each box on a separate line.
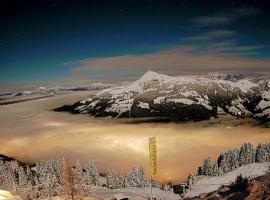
[141, 70, 159, 78]
[138, 70, 169, 83]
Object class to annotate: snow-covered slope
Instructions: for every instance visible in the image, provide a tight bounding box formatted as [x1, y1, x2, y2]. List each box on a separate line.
[0, 190, 21, 200]
[56, 71, 270, 122]
[87, 186, 179, 200]
[184, 162, 270, 198]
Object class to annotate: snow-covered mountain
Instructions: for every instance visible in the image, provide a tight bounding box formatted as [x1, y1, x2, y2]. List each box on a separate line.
[55, 71, 270, 122]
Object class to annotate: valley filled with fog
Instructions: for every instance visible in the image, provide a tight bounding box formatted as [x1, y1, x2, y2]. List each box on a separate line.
[0, 91, 269, 183]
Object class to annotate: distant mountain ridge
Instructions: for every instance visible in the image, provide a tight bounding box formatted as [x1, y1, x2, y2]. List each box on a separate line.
[55, 71, 270, 123]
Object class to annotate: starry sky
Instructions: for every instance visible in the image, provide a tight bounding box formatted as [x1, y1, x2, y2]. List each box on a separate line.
[1, 0, 270, 90]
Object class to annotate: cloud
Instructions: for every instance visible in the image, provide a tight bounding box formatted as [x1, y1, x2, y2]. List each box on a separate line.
[186, 30, 238, 41]
[185, 29, 264, 57]
[192, 7, 259, 27]
[71, 46, 270, 80]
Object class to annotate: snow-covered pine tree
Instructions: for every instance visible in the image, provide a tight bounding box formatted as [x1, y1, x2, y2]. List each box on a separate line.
[26, 165, 34, 185]
[212, 162, 219, 176]
[7, 161, 20, 194]
[18, 166, 28, 187]
[239, 143, 255, 166]
[137, 166, 148, 187]
[152, 179, 162, 189]
[219, 153, 231, 173]
[0, 161, 7, 189]
[231, 149, 240, 170]
[187, 173, 194, 188]
[122, 172, 130, 187]
[37, 160, 59, 198]
[201, 157, 212, 176]
[84, 160, 99, 186]
[264, 143, 270, 161]
[255, 143, 268, 163]
[128, 167, 139, 187]
[73, 160, 83, 186]
[106, 169, 120, 189]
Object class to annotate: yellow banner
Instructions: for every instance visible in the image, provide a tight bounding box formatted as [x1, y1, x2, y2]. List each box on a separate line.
[149, 137, 158, 176]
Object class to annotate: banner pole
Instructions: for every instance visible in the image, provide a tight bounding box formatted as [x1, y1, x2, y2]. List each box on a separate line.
[149, 139, 153, 200]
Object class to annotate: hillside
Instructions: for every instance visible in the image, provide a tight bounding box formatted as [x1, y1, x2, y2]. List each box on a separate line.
[55, 71, 270, 123]
[184, 172, 270, 200]
[184, 162, 270, 198]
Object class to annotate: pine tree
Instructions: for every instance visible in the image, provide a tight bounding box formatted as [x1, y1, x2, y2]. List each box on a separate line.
[212, 162, 219, 176]
[239, 143, 255, 166]
[255, 143, 268, 163]
[152, 179, 161, 189]
[7, 161, 20, 194]
[201, 157, 212, 176]
[187, 173, 194, 188]
[137, 166, 148, 187]
[26, 165, 34, 185]
[128, 167, 139, 187]
[84, 161, 99, 186]
[18, 166, 28, 187]
[219, 153, 230, 173]
[106, 169, 120, 189]
[265, 143, 270, 161]
[73, 160, 83, 186]
[122, 172, 130, 187]
[37, 159, 60, 198]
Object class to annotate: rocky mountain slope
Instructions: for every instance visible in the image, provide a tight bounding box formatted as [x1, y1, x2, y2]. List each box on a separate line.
[55, 71, 270, 123]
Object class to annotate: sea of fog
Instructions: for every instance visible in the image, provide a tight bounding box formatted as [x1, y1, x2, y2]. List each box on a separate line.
[0, 92, 269, 183]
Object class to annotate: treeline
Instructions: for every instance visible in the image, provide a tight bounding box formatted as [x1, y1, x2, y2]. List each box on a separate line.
[0, 158, 169, 200]
[198, 142, 270, 177]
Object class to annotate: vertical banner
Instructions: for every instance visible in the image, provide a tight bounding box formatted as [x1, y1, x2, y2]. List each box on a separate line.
[149, 137, 158, 176]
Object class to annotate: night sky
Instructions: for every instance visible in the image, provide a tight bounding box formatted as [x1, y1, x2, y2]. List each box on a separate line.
[1, 0, 270, 90]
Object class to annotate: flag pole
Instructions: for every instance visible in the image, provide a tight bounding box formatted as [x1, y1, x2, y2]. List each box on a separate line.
[149, 139, 153, 200]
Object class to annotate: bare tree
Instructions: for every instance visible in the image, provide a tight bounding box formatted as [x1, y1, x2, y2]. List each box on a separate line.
[60, 158, 83, 200]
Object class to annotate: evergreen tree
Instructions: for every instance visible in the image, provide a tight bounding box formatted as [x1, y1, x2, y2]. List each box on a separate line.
[255, 143, 268, 163]
[137, 166, 148, 187]
[18, 166, 28, 187]
[187, 173, 194, 188]
[122, 172, 130, 187]
[201, 157, 212, 176]
[106, 169, 120, 189]
[73, 160, 83, 186]
[128, 167, 139, 187]
[212, 162, 219, 176]
[84, 161, 99, 186]
[239, 143, 255, 166]
[152, 179, 162, 189]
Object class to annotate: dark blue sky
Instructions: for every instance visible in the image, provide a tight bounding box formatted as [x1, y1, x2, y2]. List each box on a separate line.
[1, 0, 270, 88]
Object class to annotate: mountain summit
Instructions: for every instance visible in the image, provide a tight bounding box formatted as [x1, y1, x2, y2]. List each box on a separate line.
[55, 71, 270, 123]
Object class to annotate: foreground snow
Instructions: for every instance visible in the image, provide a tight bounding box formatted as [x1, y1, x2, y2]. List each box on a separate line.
[0, 187, 179, 200]
[0, 190, 20, 200]
[87, 186, 179, 200]
[185, 162, 270, 198]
